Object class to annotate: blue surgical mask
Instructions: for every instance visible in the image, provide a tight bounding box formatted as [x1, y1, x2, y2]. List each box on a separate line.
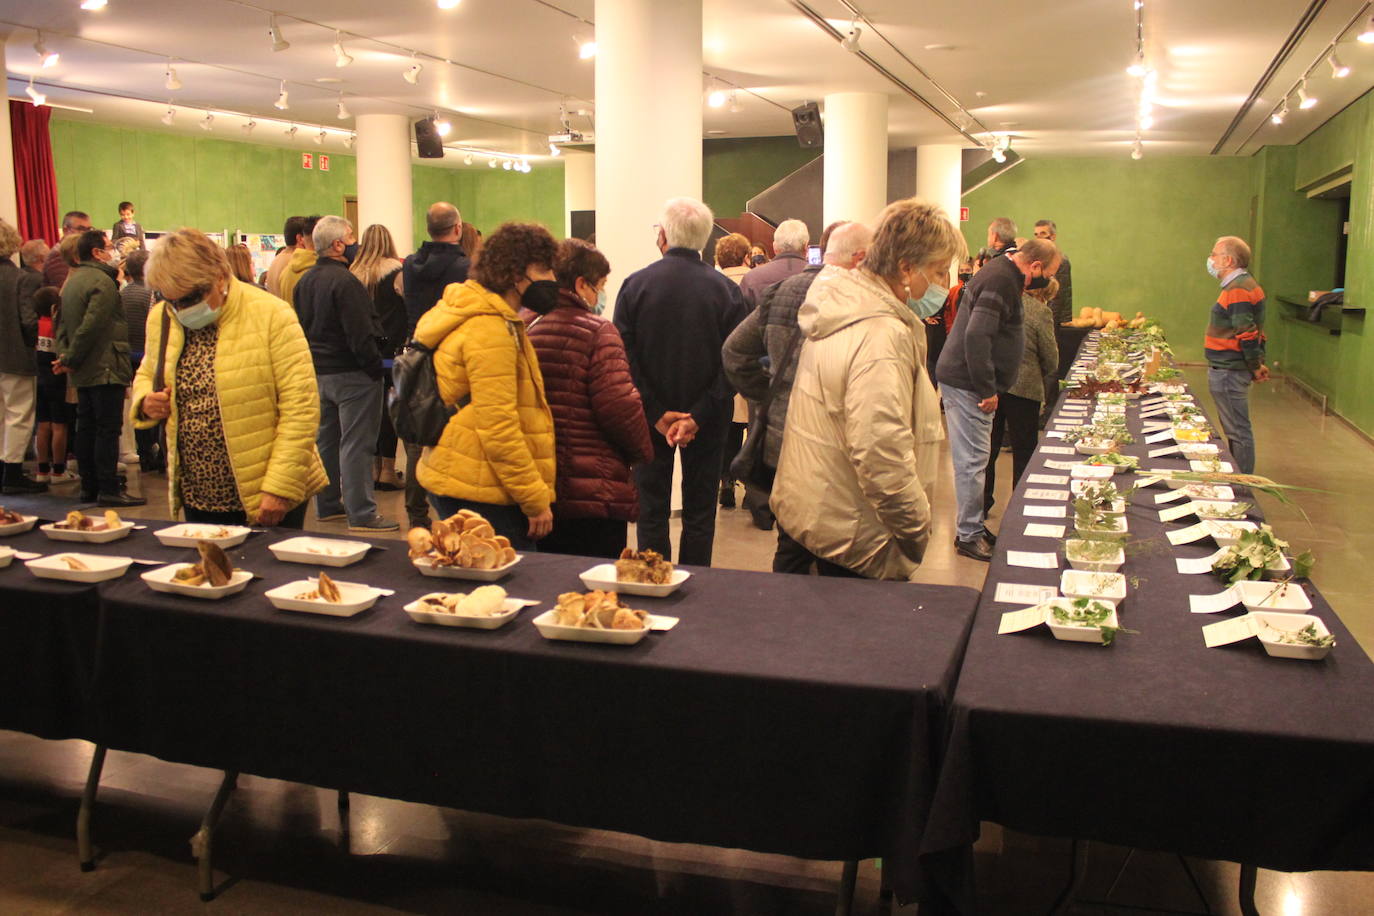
[174, 300, 218, 330]
[908, 281, 948, 319]
[343, 242, 359, 265]
[594, 290, 607, 316]
[1205, 256, 1221, 279]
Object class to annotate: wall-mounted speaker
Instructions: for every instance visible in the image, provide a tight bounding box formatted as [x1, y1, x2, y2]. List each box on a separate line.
[414, 118, 445, 159]
[791, 102, 823, 149]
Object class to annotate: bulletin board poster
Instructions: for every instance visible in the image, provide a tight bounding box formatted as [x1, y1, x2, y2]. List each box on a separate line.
[240, 233, 286, 278]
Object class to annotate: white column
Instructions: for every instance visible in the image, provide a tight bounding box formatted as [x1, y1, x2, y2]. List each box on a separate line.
[915, 144, 964, 228]
[563, 149, 595, 239]
[595, 0, 702, 312]
[822, 92, 888, 228]
[354, 113, 413, 255]
[0, 39, 19, 229]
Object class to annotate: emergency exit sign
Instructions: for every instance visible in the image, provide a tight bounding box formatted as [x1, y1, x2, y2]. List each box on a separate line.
[960, 206, 970, 222]
[301, 152, 314, 170]
[319, 155, 330, 172]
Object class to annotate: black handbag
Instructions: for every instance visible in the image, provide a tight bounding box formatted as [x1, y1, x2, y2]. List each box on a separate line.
[388, 341, 457, 447]
[729, 330, 804, 491]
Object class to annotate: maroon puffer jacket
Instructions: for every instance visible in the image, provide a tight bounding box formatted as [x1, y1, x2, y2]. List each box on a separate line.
[522, 291, 654, 521]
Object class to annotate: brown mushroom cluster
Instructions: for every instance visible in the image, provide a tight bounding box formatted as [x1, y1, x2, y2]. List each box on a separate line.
[407, 510, 517, 570]
[171, 541, 235, 587]
[553, 590, 648, 631]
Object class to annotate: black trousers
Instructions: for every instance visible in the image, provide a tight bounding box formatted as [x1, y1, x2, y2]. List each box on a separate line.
[76, 384, 126, 496]
[401, 440, 431, 530]
[983, 392, 1042, 514]
[635, 412, 727, 567]
[184, 502, 308, 529]
[720, 421, 746, 482]
[775, 526, 863, 578]
[539, 516, 629, 560]
[377, 376, 399, 460]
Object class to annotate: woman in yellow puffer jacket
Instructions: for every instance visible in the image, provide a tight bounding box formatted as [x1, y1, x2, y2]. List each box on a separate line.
[131, 228, 328, 526]
[413, 222, 556, 549]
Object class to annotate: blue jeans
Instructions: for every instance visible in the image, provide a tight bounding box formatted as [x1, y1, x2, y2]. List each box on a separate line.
[1208, 366, 1255, 474]
[428, 494, 534, 551]
[943, 384, 995, 541]
[316, 371, 383, 525]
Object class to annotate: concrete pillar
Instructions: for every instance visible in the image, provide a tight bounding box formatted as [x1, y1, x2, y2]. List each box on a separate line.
[594, 0, 702, 312]
[822, 92, 888, 228]
[354, 113, 413, 255]
[915, 144, 964, 229]
[0, 39, 20, 229]
[563, 149, 595, 239]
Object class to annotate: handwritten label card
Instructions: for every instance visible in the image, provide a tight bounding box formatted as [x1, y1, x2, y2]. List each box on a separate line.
[1053, 420, 1084, 429]
[1045, 430, 1069, 439]
[1024, 489, 1070, 502]
[1142, 422, 1173, 433]
[1167, 521, 1212, 545]
[1202, 614, 1258, 647]
[1024, 504, 1068, 519]
[1145, 430, 1175, 444]
[1040, 446, 1076, 455]
[1027, 473, 1069, 485]
[1148, 445, 1182, 458]
[999, 605, 1048, 635]
[1159, 502, 1199, 522]
[1024, 523, 1067, 539]
[1043, 459, 1079, 470]
[1139, 407, 1171, 418]
[1154, 488, 1190, 504]
[1177, 548, 1226, 574]
[1189, 586, 1242, 614]
[994, 582, 1058, 605]
[1007, 550, 1060, 569]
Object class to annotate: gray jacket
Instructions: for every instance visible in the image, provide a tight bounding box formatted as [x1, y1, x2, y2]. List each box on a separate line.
[722, 265, 821, 469]
[0, 260, 41, 376]
[1007, 296, 1059, 402]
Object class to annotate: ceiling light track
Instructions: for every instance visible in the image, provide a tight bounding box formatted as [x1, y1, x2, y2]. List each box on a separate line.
[1227, 0, 1371, 156]
[789, 0, 987, 146]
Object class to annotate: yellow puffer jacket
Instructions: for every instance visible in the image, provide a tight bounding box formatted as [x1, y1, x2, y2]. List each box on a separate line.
[414, 279, 555, 516]
[130, 278, 329, 522]
[276, 247, 317, 307]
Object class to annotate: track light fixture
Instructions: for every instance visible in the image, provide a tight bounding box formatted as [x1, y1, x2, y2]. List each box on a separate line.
[337, 95, 351, 120]
[1329, 52, 1350, 78]
[274, 80, 289, 110]
[312, 129, 324, 145]
[464, 153, 474, 165]
[549, 143, 561, 156]
[34, 32, 59, 68]
[1271, 100, 1288, 125]
[729, 90, 742, 114]
[840, 19, 862, 53]
[199, 112, 214, 131]
[334, 31, 353, 68]
[165, 62, 182, 91]
[707, 82, 727, 108]
[343, 133, 356, 149]
[433, 113, 451, 137]
[502, 159, 512, 170]
[1360, 16, 1374, 43]
[285, 124, 298, 139]
[489, 158, 497, 168]
[242, 120, 256, 135]
[1131, 137, 1143, 161]
[25, 76, 46, 107]
[1298, 80, 1317, 110]
[160, 103, 175, 125]
[404, 55, 423, 84]
[268, 14, 290, 52]
[1126, 55, 1147, 78]
[578, 39, 597, 60]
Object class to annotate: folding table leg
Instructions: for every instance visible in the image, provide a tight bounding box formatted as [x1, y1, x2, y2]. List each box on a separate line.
[835, 860, 859, 916]
[190, 770, 238, 902]
[1048, 838, 1090, 916]
[76, 743, 108, 872]
[1238, 863, 1259, 916]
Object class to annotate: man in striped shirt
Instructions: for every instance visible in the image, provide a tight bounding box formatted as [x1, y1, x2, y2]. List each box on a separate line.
[1204, 235, 1268, 474]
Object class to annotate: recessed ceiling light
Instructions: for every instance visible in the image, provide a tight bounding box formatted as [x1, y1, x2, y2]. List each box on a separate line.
[437, 0, 461, 8]
[315, 77, 343, 84]
[80, 0, 108, 9]
[579, 40, 597, 59]
[706, 129, 727, 135]
[923, 43, 955, 51]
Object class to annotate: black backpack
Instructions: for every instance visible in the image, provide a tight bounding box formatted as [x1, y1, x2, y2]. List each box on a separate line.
[389, 341, 458, 447]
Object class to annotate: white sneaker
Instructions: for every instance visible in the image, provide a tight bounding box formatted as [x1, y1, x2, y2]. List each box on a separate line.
[33, 471, 49, 483]
[119, 453, 141, 465]
[48, 470, 79, 485]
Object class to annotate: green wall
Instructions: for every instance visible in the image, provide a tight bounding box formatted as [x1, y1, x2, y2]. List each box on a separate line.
[49, 119, 566, 251]
[702, 136, 820, 220]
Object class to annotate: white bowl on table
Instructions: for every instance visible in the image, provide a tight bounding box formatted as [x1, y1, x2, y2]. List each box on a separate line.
[264, 578, 383, 616]
[530, 609, 651, 645]
[1235, 579, 1313, 613]
[412, 554, 521, 582]
[154, 523, 252, 549]
[1074, 439, 1116, 456]
[1064, 539, 1125, 573]
[141, 563, 254, 599]
[40, 521, 135, 544]
[1178, 444, 1220, 461]
[1191, 500, 1251, 521]
[0, 545, 14, 568]
[1204, 519, 1258, 547]
[0, 515, 38, 536]
[268, 536, 371, 567]
[26, 552, 133, 583]
[578, 563, 690, 597]
[1060, 569, 1128, 602]
[1043, 598, 1121, 644]
[403, 594, 524, 629]
[1251, 611, 1333, 660]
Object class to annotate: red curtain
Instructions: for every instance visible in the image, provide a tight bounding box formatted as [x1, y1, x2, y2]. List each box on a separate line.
[9, 101, 58, 244]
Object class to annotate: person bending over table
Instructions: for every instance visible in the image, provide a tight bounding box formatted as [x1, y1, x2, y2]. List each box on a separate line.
[132, 227, 328, 527]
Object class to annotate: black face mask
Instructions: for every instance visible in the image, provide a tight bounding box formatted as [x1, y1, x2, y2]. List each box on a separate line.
[1027, 272, 1050, 290]
[520, 279, 560, 315]
[342, 242, 359, 265]
[750, 254, 766, 266]
[958, 272, 973, 284]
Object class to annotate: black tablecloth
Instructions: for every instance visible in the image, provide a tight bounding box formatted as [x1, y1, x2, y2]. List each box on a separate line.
[14, 531, 974, 902]
[921, 345, 1374, 912]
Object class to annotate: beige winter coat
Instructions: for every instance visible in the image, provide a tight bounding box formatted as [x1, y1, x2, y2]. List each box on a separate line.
[770, 266, 945, 580]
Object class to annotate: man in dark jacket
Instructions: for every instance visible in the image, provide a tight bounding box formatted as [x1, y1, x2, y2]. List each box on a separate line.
[55, 230, 144, 506]
[397, 201, 471, 529]
[721, 220, 871, 564]
[738, 218, 811, 308]
[295, 215, 396, 533]
[937, 237, 1059, 561]
[43, 210, 92, 288]
[614, 197, 748, 567]
[0, 222, 46, 494]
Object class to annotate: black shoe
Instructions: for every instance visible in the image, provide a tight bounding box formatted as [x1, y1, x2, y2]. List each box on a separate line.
[749, 507, 775, 531]
[2, 475, 48, 495]
[719, 484, 736, 509]
[954, 535, 994, 562]
[374, 479, 403, 492]
[981, 527, 998, 546]
[97, 490, 147, 508]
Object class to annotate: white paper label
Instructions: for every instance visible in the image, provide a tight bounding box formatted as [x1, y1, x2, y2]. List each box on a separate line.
[1053, 421, 1084, 429]
[1142, 422, 1173, 433]
[1040, 446, 1076, 455]
[1024, 523, 1067, 538]
[1148, 445, 1182, 458]
[1024, 504, 1068, 518]
[1145, 430, 1175, 444]
[1176, 549, 1226, 574]
[1159, 502, 1199, 523]
[1046, 430, 1068, 439]
[1007, 550, 1060, 569]
[1167, 521, 1212, 545]
[999, 605, 1048, 634]
[1027, 473, 1069, 485]
[1043, 459, 1080, 471]
[1154, 488, 1190, 504]
[1024, 488, 1070, 501]
[1202, 614, 1258, 647]
[1189, 586, 1242, 614]
[1139, 407, 1170, 418]
[994, 582, 1059, 605]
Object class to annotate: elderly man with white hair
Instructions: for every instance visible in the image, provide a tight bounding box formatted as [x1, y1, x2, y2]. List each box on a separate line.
[613, 197, 749, 566]
[294, 214, 396, 532]
[739, 217, 811, 307]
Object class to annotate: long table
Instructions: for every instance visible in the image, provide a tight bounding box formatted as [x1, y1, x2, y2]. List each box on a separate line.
[0, 522, 979, 904]
[920, 344, 1374, 912]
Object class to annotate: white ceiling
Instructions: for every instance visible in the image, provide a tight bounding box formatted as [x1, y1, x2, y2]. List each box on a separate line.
[2, 0, 1371, 166]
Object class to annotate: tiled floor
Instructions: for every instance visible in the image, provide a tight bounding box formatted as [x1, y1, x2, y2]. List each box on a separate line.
[0, 366, 1369, 914]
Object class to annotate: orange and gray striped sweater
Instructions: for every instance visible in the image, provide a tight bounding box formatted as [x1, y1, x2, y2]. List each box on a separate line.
[1205, 272, 1266, 371]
